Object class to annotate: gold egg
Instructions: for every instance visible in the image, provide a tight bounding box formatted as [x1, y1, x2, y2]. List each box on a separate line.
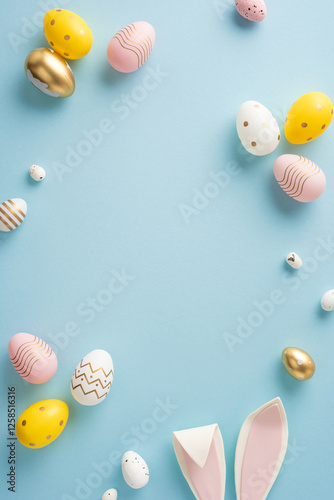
[24, 48, 75, 98]
[282, 347, 315, 381]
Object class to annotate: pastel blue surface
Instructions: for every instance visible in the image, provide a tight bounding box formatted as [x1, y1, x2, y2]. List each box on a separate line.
[1, 0, 334, 498]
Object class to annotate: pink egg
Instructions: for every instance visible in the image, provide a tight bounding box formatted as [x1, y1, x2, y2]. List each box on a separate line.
[235, 0, 267, 22]
[8, 333, 57, 384]
[273, 154, 326, 203]
[107, 21, 155, 73]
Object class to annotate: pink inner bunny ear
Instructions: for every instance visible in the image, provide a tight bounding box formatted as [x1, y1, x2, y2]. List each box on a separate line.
[235, 398, 288, 500]
[173, 424, 226, 500]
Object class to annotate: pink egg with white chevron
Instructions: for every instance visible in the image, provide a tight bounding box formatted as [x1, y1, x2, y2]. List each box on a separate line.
[107, 21, 155, 73]
[71, 349, 114, 406]
[273, 154, 326, 202]
[8, 333, 58, 384]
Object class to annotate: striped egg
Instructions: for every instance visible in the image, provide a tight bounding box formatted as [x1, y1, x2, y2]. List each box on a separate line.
[71, 349, 114, 406]
[107, 22, 155, 73]
[273, 154, 326, 202]
[0, 198, 27, 232]
[8, 333, 58, 384]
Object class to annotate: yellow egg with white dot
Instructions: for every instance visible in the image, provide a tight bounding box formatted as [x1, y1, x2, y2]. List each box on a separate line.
[16, 399, 68, 449]
[43, 9, 93, 60]
[285, 92, 333, 144]
[282, 347, 315, 381]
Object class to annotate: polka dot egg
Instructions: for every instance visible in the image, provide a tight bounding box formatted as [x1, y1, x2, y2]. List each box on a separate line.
[236, 100, 280, 156]
[15, 399, 68, 448]
[43, 9, 93, 59]
[285, 92, 333, 144]
[282, 347, 315, 381]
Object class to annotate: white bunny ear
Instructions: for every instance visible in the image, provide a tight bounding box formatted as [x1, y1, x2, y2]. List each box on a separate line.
[173, 424, 226, 500]
[235, 397, 288, 500]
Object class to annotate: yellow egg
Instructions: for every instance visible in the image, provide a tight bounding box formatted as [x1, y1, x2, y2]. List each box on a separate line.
[282, 347, 315, 381]
[16, 399, 68, 449]
[43, 9, 93, 60]
[25, 48, 75, 98]
[285, 92, 333, 144]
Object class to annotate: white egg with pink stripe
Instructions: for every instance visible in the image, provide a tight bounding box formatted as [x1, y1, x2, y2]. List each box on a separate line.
[0, 198, 27, 232]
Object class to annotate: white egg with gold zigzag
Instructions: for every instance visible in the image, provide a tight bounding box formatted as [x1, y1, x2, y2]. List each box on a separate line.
[71, 349, 114, 406]
[0, 198, 27, 232]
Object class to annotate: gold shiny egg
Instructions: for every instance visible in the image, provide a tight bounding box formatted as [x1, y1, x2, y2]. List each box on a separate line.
[24, 48, 75, 98]
[282, 347, 315, 381]
[16, 399, 69, 449]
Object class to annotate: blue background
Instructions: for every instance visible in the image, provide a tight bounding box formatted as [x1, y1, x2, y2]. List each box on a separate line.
[1, 0, 334, 498]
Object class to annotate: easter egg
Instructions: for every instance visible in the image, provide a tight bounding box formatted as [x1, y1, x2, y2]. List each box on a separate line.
[321, 289, 334, 311]
[102, 489, 118, 500]
[286, 252, 302, 269]
[25, 48, 75, 98]
[16, 399, 68, 448]
[273, 155, 326, 202]
[71, 349, 114, 406]
[43, 9, 93, 60]
[29, 165, 46, 181]
[285, 92, 333, 144]
[236, 101, 280, 156]
[282, 347, 315, 381]
[122, 451, 149, 489]
[107, 22, 155, 73]
[235, 0, 267, 22]
[8, 333, 57, 384]
[0, 198, 27, 232]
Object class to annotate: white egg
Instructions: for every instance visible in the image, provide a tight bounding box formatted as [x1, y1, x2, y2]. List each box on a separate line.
[321, 289, 334, 311]
[102, 488, 117, 500]
[122, 451, 149, 489]
[286, 252, 303, 269]
[0, 198, 27, 232]
[70, 349, 114, 406]
[30, 164, 46, 181]
[236, 100, 281, 156]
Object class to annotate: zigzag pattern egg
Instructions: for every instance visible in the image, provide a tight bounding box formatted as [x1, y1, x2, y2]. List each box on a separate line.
[273, 154, 326, 202]
[107, 22, 155, 73]
[0, 198, 27, 232]
[71, 349, 114, 406]
[9, 333, 57, 384]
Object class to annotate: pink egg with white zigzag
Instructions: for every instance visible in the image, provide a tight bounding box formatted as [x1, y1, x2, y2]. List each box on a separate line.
[8, 333, 58, 384]
[107, 22, 155, 73]
[71, 349, 114, 406]
[273, 154, 326, 202]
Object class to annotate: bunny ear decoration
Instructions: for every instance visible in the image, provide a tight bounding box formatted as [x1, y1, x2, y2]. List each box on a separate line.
[173, 424, 226, 500]
[234, 397, 288, 500]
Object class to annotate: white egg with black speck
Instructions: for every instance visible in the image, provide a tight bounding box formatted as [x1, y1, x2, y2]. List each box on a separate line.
[102, 488, 117, 500]
[236, 100, 280, 156]
[286, 252, 302, 269]
[29, 164, 46, 181]
[122, 451, 149, 489]
[321, 289, 334, 311]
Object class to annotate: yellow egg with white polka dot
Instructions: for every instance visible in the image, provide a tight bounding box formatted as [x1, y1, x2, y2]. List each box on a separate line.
[285, 92, 333, 144]
[43, 9, 93, 60]
[16, 399, 68, 449]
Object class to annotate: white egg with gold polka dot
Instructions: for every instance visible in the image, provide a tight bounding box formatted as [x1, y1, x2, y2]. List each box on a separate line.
[0, 198, 27, 232]
[236, 100, 281, 156]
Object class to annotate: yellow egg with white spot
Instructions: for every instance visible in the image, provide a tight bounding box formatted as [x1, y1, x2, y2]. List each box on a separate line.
[282, 347, 315, 381]
[43, 9, 93, 60]
[16, 399, 68, 449]
[285, 92, 333, 144]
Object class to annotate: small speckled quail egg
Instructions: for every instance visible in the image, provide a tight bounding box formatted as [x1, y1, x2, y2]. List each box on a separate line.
[286, 252, 302, 269]
[122, 451, 149, 489]
[321, 289, 334, 311]
[102, 488, 117, 500]
[29, 165, 46, 181]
